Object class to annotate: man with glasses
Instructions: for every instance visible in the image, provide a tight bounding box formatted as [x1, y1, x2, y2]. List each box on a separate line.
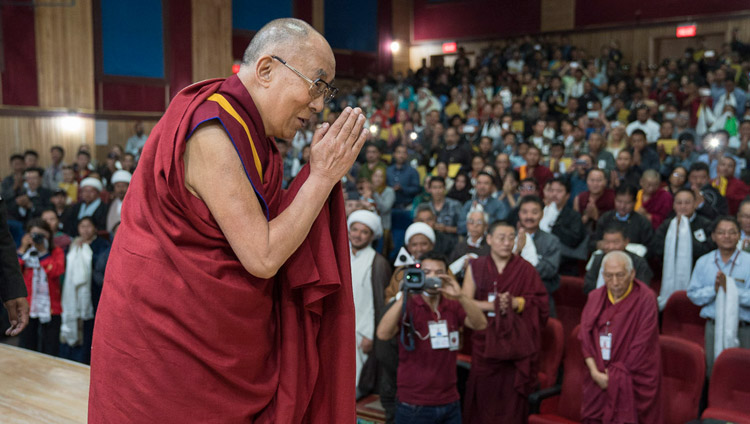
[89, 18, 366, 423]
[580, 250, 662, 423]
[688, 216, 750, 375]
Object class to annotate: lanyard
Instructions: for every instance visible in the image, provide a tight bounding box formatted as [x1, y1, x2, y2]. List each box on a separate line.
[715, 250, 740, 276]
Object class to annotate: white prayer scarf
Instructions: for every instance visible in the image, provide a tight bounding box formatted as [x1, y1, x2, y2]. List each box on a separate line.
[23, 249, 51, 324]
[61, 242, 94, 346]
[515, 232, 539, 266]
[659, 216, 693, 310]
[540, 202, 560, 233]
[714, 276, 740, 360]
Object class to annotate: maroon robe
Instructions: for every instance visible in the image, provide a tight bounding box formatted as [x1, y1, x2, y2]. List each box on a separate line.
[464, 255, 549, 424]
[89, 75, 355, 423]
[578, 188, 616, 215]
[725, 177, 750, 216]
[579, 279, 662, 424]
[642, 189, 672, 230]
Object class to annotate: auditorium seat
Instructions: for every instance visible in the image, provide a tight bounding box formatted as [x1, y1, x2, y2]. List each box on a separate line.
[661, 290, 705, 349]
[702, 348, 750, 423]
[528, 325, 584, 424]
[552, 276, 587, 341]
[538, 318, 564, 389]
[388, 209, 413, 262]
[660, 335, 705, 424]
[356, 394, 386, 423]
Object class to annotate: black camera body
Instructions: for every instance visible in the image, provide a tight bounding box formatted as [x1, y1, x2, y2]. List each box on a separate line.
[31, 233, 46, 245]
[403, 266, 442, 292]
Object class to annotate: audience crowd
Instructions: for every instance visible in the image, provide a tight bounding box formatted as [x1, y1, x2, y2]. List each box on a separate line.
[4, 31, 750, 423]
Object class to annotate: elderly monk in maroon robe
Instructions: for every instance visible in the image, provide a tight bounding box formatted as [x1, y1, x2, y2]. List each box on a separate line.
[579, 251, 662, 424]
[462, 220, 549, 424]
[88, 19, 368, 423]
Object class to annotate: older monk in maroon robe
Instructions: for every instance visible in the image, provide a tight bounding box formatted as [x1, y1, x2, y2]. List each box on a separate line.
[462, 220, 549, 423]
[579, 250, 662, 424]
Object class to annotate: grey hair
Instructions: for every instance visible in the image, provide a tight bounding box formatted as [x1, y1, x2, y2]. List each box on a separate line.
[414, 204, 436, 219]
[641, 169, 660, 182]
[466, 206, 489, 226]
[242, 18, 316, 66]
[601, 250, 633, 274]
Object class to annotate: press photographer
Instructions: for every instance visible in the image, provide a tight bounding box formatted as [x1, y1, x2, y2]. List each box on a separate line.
[376, 252, 486, 423]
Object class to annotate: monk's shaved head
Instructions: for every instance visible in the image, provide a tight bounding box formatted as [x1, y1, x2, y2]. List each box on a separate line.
[242, 18, 321, 67]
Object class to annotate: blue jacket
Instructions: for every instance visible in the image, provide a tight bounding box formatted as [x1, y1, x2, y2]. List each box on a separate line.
[386, 164, 421, 207]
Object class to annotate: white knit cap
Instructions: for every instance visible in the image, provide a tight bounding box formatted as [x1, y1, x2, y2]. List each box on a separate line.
[111, 170, 132, 185]
[405, 222, 435, 245]
[79, 177, 103, 192]
[347, 209, 383, 239]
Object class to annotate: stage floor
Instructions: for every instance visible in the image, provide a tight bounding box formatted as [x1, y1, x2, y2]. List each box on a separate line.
[0, 344, 89, 423]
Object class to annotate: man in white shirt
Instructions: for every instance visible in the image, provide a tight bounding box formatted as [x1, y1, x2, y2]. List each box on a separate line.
[106, 170, 131, 233]
[626, 106, 660, 143]
[125, 121, 148, 160]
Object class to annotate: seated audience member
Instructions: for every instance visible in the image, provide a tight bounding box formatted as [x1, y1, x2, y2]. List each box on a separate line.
[376, 252, 486, 424]
[458, 172, 508, 234]
[413, 204, 453, 258]
[1, 153, 25, 200]
[568, 153, 593, 203]
[635, 169, 673, 229]
[60, 217, 110, 364]
[49, 188, 68, 218]
[423, 176, 462, 248]
[61, 177, 108, 237]
[666, 165, 688, 196]
[492, 152, 512, 185]
[495, 170, 520, 211]
[688, 216, 750, 375]
[448, 208, 490, 280]
[462, 220, 549, 424]
[609, 149, 642, 189]
[8, 168, 51, 223]
[541, 177, 586, 251]
[438, 127, 472, 169]
[515, 195, 561, 315]
[16, 218, 65, 356]
[629, 128, 661, 171]
[589, 132, 616, 174]
[59, 165, 78, 203]
[386, 145, 421, 209]
[41, 208, 72, 252]
[74, 150, 92, 182]
[385, 222, 436, 300]
[650, 189, 715, 309]
[358, 143, 388, 182]
[447, 172, 472, 204]
[505, 176, 539, 227]
[106, 170, 131, 234]
[370, 168, 396, 242]
[591, 184, 654, 253]
[739, 199, 750, 251]
[688, 161, 728, 221]
[574, 168, 615, 228]
[121, 153, 136, 173]
[584, 224, 653, 294]
[546, 141, 568, 177]
[580, 251, 662, 423]
[347, 210, 390, 398]
[517, 145, 553, 194]
[712, 155, 750, 215]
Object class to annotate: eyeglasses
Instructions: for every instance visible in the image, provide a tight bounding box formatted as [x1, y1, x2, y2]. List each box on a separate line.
[272, 56, 338, 104]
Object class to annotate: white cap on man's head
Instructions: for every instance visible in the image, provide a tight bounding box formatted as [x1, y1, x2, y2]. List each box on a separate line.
[347, 209, 382, 239]
[80, 177, 103, 192]
[111, 170, 132, 185]
[405, 222, 435, 245]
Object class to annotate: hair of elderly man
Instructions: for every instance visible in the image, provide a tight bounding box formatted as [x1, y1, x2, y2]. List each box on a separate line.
[466, 207, 490, 226]
[414, 203, 436, 219]
[601, 250, 634, 274]
[242, 18, 317, 66]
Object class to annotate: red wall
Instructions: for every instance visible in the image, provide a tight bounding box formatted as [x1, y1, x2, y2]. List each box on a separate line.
[576, 0, 750, 27]
[1, 5, 38, 106]
[412, 0, 541, 42]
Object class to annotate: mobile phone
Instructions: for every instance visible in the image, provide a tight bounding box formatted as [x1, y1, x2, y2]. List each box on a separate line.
[587, 111, 599, 119]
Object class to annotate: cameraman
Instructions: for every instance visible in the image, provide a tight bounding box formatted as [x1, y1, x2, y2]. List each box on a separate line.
[376, 252, 487, 423]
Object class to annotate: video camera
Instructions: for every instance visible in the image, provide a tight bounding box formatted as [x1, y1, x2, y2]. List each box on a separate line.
[403, 264, 442, 292]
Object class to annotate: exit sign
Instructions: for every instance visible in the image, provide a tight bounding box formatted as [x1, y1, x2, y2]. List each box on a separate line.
[442, 42, 457, 54]
[676, 24, 697, 38]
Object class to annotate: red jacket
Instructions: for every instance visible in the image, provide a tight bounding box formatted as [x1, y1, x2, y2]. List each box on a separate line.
[19, 247, 65, 315]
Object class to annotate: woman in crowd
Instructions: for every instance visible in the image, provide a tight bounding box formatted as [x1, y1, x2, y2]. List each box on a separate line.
[17, 218, 65, 356]
[667, 166, 688, 196]
[447, 172, 472, 204]
[606, 124, 628, 157]
[496, 170, 521, 211]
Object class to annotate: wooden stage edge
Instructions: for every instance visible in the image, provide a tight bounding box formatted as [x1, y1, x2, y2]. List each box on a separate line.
[0, 343, 90, 424]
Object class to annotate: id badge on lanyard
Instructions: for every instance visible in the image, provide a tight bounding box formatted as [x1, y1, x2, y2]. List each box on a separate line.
[428, 320, 450, 350]
[487, 281, 498, 317]
[599, 321, 612, 361]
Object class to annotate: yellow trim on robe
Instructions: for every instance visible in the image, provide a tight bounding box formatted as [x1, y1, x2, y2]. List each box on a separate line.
[514, 297, 526, 313]
[207, 93, 264, 184]
[635, 189, 644, 211]
[608, 281, 634, 305]
[713, 177, 728, 196]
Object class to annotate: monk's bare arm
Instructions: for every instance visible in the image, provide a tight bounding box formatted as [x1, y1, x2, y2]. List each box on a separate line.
[461, 266, 494, 312]
[185, 108, 367, 278]
[458, 293, 487, 330]
[376, 297, 404, 341]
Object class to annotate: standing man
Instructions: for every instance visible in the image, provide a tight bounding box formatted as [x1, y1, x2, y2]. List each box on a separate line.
[125, 121, 148, 160]
[43, 145, 66, 190]
[423, 176, 462, 249]
[347, 210, 390, 398]
[458, 172, 508, 234]
[386, 145, 420, 209]
[61, 177, 108, 236]
[89, 19, 367, 423]
[105, 170, 131, 233]
[688, 216, 750, 375]
[462, 220, 549, 423]
[580, 251, 662, 423]
[8, 168, 52, 224]
[688, 161, 728, 220]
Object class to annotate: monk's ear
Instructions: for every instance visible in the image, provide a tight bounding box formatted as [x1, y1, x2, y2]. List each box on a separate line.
[255, 56, 274, 88]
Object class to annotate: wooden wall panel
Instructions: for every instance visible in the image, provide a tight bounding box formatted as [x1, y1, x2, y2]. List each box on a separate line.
[541, 0, 575, 32]
[94, 119, 158, 163]
[191, 0, 232, 82]
[391, 0, 412, 75]
[35, 0, 95, 109]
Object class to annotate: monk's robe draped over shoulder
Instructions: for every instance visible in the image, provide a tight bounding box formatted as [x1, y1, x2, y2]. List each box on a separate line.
[463, 255, 549, 424]
[579, 279, 662, 424]
[89, 75, 355, 423]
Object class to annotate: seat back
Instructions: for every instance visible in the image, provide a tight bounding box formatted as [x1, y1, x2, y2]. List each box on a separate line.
[660, 335, 705, 424]
[662, 290, 706, 348]
[555, 325, 585, 421]
[537, 318, 564, 389]
[707, 348, 750, 416]
[553, 276, 587, 341]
